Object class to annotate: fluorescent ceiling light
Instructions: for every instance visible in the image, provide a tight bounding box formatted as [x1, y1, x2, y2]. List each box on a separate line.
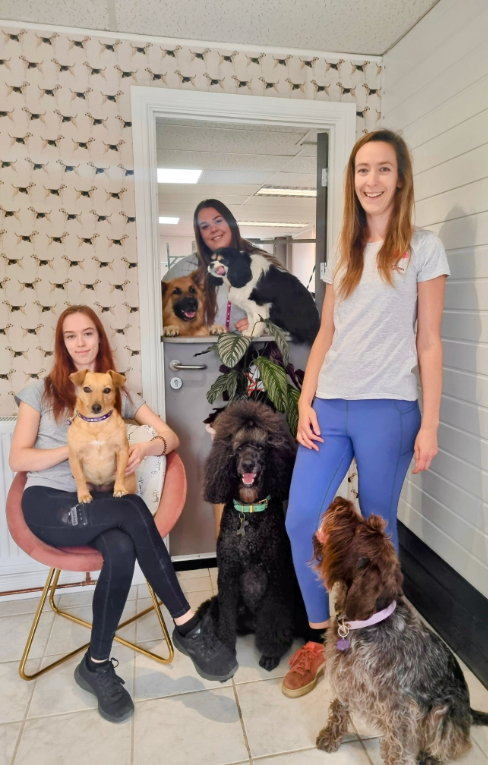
[238, 221, 308, 228]
[157, 168, 202, 184]
[255, 187, 316, 197]
[159, 216, 179, 224]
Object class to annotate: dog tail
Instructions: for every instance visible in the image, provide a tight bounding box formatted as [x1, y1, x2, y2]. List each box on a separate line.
[471, 708, 488, 726]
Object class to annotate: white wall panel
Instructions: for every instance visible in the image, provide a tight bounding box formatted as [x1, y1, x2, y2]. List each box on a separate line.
[384, 0, 488, 595]
[412, 110, 488, 176]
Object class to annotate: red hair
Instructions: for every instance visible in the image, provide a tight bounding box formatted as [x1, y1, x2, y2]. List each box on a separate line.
[44, 305, 122, 423]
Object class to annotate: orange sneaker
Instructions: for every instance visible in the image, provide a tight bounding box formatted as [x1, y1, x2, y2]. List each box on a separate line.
[281, 641, 326, 698]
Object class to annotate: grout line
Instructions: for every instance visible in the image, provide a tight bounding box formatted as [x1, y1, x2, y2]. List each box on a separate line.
[9, 655, 41, 765]
[231, 678, 253, 764]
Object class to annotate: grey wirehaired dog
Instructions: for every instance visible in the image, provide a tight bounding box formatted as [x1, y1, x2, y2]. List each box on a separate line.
[313, 497, 488, 765]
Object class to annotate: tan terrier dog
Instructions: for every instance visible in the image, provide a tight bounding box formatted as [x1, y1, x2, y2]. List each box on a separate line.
[67, 370, 137, 503]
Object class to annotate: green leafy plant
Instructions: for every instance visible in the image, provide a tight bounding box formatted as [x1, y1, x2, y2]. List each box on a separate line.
[197, 319, 304, 437]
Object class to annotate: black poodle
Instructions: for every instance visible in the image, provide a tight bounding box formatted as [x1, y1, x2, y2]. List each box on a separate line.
[199, 400, 307, 671]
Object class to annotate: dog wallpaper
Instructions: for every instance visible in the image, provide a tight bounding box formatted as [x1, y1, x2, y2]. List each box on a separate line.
[0, 24, 382, 416]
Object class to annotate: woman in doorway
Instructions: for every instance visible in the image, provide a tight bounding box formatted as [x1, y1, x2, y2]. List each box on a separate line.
[282, 129, 449, 698]
[164, 198, 280, 333]
[10, 305, 239, 724]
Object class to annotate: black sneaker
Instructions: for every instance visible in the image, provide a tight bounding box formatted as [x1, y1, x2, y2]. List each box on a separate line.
[172, 618, 238, 682]
[74, 654, 134, 723]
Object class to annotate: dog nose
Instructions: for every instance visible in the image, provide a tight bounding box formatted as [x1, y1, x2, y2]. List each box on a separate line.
[91, 403, 102, 413]
[242, 460, 254, 472]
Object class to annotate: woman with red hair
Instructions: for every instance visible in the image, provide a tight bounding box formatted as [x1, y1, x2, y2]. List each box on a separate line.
[10, 305, 238, 723]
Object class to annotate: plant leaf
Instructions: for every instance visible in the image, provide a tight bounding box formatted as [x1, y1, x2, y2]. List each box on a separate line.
[194, 345, 216, 357]
[216, 332, 251, 368]
[263, 319, 289, 366]
[207, 373, 232, 404]
[254, 357, 288, 412]
[226, 368, 238, 401]
[286, 384, 300, 437]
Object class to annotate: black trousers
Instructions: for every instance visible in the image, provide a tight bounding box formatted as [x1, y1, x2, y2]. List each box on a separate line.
[22, 486, 190, 659]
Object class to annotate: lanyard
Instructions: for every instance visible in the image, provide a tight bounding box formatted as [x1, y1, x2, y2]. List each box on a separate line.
[225, 300, 232, 331]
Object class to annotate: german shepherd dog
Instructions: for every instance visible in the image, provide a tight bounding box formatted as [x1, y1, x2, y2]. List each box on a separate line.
[161, 270, 225, 337]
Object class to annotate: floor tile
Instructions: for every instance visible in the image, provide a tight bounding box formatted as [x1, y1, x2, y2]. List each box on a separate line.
[15, 708, 132, 765]
[235, 677, 357, 759]
[0, 596, 42, 618]
[177, 568, 210, 581]
[0, 722, 22, 765]
[362, 735, 488, 764]
[180, 576, 213, 594]
[133, 688, 249, 765]
[0, 660, 40, 723]
[28, 644, 135, 719]
[458, 661, 488, 756]
[0, 611, 54, 663]
[253, 740, 372, 763]
[186, 588, 214, 611]
[135, 597, 173, 643]
[134, 638, 231, 701]
[233, 634, 304, 684]
[45, 600, 137, 656]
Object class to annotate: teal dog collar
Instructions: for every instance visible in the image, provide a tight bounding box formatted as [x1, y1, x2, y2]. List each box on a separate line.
[232, 495, 271, 513]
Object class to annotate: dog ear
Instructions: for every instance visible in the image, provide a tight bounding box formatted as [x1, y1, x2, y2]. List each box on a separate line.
[204, 435, 238, 503]
[69, 369, 88, 387]
[108, 370, 126, 388]
[344, 565, 384, 621]
[265, 443, 296, 499]
[190, 268, 206, 291]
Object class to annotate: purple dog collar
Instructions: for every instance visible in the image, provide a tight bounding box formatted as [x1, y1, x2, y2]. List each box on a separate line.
[67, 409, 114, 425]
[336, 600, 397, 651]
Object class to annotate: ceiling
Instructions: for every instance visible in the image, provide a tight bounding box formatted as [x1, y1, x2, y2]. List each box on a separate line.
[1, 0, 440, 56]
[156, 118, 318, 240]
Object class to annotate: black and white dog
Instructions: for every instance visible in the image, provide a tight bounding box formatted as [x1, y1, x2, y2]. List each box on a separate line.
[208, 247, 320, 345]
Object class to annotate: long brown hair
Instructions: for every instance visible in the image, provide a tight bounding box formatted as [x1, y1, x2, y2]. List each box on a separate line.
[43, 305, 122, 422]
[193, 199, 283, 325]
[336, 129, 414, 300]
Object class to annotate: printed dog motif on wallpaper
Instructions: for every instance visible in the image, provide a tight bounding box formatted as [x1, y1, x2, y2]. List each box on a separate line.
[0, 25, 382, 415]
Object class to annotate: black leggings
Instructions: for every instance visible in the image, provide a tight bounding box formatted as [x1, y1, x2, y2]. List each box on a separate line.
[22, 486, 190, 660]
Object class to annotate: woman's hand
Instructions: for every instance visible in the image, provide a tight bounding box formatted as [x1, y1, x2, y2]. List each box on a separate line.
[412, 426, 438, 473]
[125, 442, 150, 475]
[297, 403, 324, 451]
[234, 318, 249, 333]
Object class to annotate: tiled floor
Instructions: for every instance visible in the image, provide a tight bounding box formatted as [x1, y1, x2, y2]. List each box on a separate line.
[0, 567, 487, 765]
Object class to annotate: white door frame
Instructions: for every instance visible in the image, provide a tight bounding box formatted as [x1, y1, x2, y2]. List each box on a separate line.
[131, 86, 356, 415]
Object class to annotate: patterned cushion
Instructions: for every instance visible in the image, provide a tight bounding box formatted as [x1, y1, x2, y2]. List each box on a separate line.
[126, 424, 166, 515]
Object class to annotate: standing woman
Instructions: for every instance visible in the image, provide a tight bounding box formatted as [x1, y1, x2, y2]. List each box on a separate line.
[10, 305, 238, 724]
[282, 129, 450, 698]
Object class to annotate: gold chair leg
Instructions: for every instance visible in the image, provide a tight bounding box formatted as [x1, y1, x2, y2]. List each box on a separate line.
[19, 568, 175, 680]
[19, 568, 90, 681]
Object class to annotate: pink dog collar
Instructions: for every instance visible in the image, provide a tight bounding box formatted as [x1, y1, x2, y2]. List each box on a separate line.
[336, 600, 397, 651]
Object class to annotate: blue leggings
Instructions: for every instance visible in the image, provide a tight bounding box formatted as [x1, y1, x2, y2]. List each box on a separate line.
[285, 398, 421, 623]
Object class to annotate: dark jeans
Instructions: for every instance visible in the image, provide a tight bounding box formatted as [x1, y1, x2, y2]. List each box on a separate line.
[22, 486, 190, 659]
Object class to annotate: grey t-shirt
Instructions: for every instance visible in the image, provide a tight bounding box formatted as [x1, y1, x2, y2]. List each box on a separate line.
[15, 379, 145, 492]
[316, 229, 450, 401]
[163, 253, 247, 329]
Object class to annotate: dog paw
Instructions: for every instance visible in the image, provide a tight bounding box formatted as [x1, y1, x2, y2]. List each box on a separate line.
[78, 492, 93, 503]
[316, 728, 341, 753]
[113, 486, 129, 498]
[162, 325, 179, 337]
[209, 324, 226, 335]
[259, 654, 280, 672]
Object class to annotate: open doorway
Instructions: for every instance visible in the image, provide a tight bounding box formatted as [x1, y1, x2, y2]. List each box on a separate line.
[131, 87, 355, 559]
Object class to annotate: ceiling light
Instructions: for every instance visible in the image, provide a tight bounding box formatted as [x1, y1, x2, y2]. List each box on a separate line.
[255, 187, 316, 197]
[157, 169, 202, 184]
[237, 221, 309, 228]
[159, 216, 179, 224]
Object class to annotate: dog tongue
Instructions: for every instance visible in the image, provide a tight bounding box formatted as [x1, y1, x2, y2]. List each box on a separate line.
[216, 266, 225, 276]
[243, 473, 255, 485]
[184, 311, 196, 318]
